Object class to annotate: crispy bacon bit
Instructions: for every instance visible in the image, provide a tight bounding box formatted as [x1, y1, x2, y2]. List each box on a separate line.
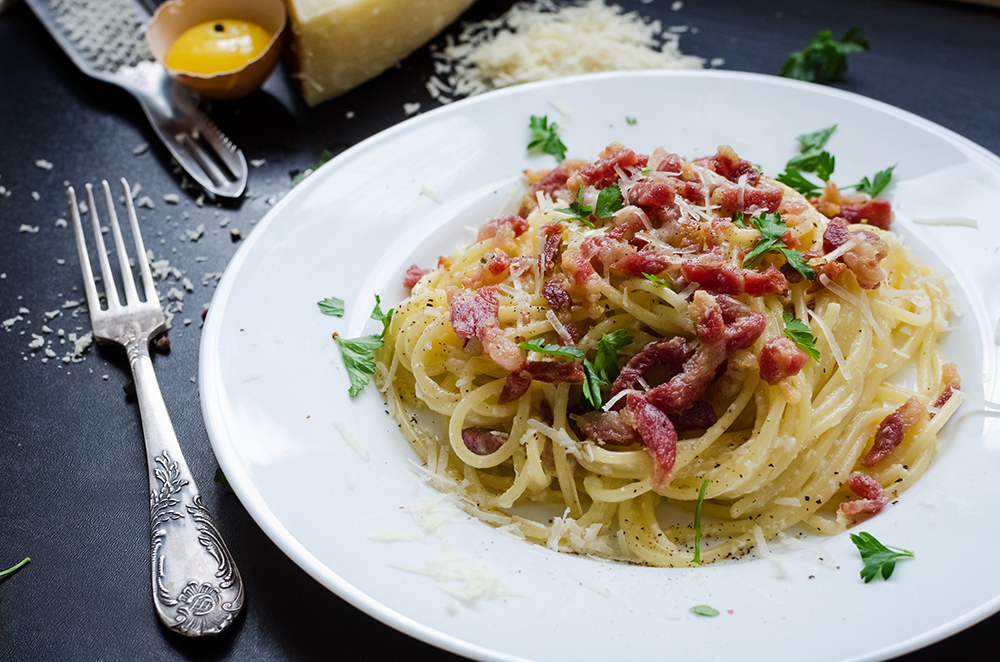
[837, 472, 888, 525]
[561, 253, 601, 310]
[700, 145, 760, 186]
[840, 199, 893, 230]
[577, 409, 640, 446]
[820, 217, 889, 289]
[542, 278, 571, 312]
[581, 235, 634, 273]
[498, 370, 532, 404]
[477, 214, 529, 253]
[539, 222, 564, 275]
[758, 337, 808, 385]
[403, 264, 430, 289]
[629, 179, 675, 208]
[627, 394, 677, 490]
[480, 327, 525, 371]
[717, 184, 782, 214]
[462, 252, 512, 289]
[715, 294, 749, 323]
[669, 401, 717, 431]
[576, 145, 639, 189]
[723, 311, 767, 354]
[822, 217, 852, 253]
[448, 286, 524, 371]
[688, 289, 725, 343]
[861, 397, 928, 467]
[681, 262, 787, 296]
[932, 363, 961, 411]
[461, 427, 508, 456]
[611, 250, 671, 278]
[498, 360, 586, 404]
[611, 336, 692, 397]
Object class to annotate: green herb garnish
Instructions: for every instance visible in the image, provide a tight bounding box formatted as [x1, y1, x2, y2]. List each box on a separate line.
[527, 115, 567, 161]
[782, 311, 820, 361]
[626, 116, 637, 125]
[291, 149, 333, 187]
[642, 272, 669, 287]
[690, 605, 719, 617]
[853, 165, 897, 198]
[780, 28, 869, 83]
[741, 212, 815, 280]
[796, 125, 838, 153]
[214, 467, 234, 493]
[594, 185, 624, 220]
[0, 557, 30, 579]
[692, 478, 709, 564]
[850, 531, 914, 582]
[580, 330, 633, 410]
[317, 296, 345, 317]
[776, 167, 823, 197]
[518, 338, 585, 360]
[335, 296, 394, 397]
[554, 186, 595, 228]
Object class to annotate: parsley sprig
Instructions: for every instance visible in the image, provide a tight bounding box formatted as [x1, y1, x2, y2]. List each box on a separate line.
[780, 28, 869, 84]
[518, 338, 585, 360]
[555, 185, 623, 228]
[0, 557, 30, 579]
[778, 125, 896, 199]
[317, 297, 345, 317]
[334, 295, 394, 397]
[741, 212, 814, 280]
[782, 311, 820, 361]
[527, 115, 567, 161]
[519, 331, 633, 410]
[850, 531, 914, 582]
[291, 149, 333, 187]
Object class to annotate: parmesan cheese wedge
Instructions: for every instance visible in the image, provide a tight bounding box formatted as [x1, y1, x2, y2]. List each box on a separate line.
[286, 0, 476, 106]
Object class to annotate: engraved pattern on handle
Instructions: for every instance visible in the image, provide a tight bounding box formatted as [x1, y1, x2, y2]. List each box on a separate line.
[130, 340, 243, 636]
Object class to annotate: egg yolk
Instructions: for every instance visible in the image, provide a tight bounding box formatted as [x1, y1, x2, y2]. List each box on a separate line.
[165, 20, 271, 75]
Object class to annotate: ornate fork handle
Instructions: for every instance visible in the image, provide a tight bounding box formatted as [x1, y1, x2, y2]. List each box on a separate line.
[128, 332, 244, 636]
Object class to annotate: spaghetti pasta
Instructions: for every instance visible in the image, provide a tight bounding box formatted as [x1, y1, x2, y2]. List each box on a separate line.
[375, 141, 960, 567]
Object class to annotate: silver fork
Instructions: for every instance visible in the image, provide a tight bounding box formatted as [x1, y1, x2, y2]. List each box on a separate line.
[68, 179, 244, 636]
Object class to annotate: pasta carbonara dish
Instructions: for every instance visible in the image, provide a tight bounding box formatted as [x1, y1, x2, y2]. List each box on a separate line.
[374, 141, 961, 567]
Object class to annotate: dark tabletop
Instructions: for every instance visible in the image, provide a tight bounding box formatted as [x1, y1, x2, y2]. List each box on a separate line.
[2, 0, 999, 660]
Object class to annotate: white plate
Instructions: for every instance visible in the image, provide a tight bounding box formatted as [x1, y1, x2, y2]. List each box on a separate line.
[200, 71, 1000, 662]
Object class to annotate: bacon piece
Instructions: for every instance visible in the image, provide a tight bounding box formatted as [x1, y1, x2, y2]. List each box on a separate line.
[611, 250, 671, 278]
[629, 179, 675, 208]
[498, 360, 585, 404]
[840, 199, 893, 230]
[577, 409, 640, 446]
[561, 253, 601, 310]
[860, 397, 928, 467]
[821, 217, 889, 289]
[699, 145, 760, 185]
[724, 311, 766, 353]
[480, 327, 525, 371]
[932, 363, 961, 411]
[837, 472, 888, 525]
[539, 222, 564, 275]
[758, 337, 809, 385]
[462, 252, 512, 289]
[461, 427, 508, 456]
[669, 401, 717, 431]
[688, 288, 725, 343]
[542, 278, 571, 312]
[822, 217, 852, 253]
[581, 235, 634, 273]
[577, 145, 639, 189]
[447, 286, 499, 340]
[718, 185, 782, 214]
[611, 336, 692, 397]
[477, 214, 529, 253]
[681, 262, 787, 296]
[403, 264, 430, 289]
[627, 394, 677, 490]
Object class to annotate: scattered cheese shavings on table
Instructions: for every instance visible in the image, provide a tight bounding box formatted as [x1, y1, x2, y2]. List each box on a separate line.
[427, 0, 704, 103]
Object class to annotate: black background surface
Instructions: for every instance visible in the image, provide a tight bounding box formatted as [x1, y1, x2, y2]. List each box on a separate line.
[1, 1, 999, 660]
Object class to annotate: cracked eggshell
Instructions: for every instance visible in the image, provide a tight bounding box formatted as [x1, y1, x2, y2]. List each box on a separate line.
[147, 0, 287, 100]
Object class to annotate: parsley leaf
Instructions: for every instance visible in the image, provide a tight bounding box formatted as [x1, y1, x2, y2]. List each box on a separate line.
[643, 272, 669, 287]
[317, 296, 345, 317]
[554, 186, 595, 228]
[854, 165, 897, 198]
[580, 330, 633, 410]
[742, 212, 815, 280]
[692, 478, 709, 564]
[776, 167, 823, 197]
[782, 311, 820, 361]
[780, 28, 870, 84]
[850, 531, 914, 583]
[527, 115, 567, 161]
[594, 185, 624, 219]
[626, 116, 637, 125]
[291, 149, 333, 187]
[796, 125, 838, 152]
[335, 333, 384, 397]
[214, 467, 234, 493]
[690, 605, 719, 617]
[518, 338, 585, 360]
[0, 557, 30, 579]
[335, 296, 395, 397]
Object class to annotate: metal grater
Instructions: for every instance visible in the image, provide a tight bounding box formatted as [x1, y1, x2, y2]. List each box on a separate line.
[26, 0, 248, 199]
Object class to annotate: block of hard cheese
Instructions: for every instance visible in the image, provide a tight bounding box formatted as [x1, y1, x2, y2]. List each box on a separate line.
[286, 0, 476, 106]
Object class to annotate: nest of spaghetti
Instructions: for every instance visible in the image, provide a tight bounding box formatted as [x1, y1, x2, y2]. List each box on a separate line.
[375, 142, 961, 567]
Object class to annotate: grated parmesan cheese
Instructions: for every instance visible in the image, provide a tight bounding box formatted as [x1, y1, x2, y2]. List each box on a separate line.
[428, 0, 703, 102]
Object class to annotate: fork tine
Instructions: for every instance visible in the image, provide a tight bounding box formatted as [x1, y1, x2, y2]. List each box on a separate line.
[68, 186, 102, 315]
[102, 180, 140, 306]
[85, 183, 120, 310]
[120, 178, 157, 304]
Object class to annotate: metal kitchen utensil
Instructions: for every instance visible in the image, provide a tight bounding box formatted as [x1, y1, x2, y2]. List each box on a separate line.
[28, 0, 247, 199]
[69, 178, 244, 636]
